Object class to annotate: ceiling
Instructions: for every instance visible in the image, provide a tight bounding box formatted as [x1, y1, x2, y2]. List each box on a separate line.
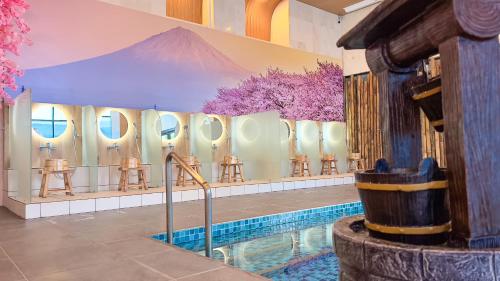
[297, 0, 365, 15]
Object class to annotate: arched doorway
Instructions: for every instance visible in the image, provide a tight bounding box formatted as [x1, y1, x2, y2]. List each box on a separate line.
[245, 0, 284, 41]
[166, 0, 213, 26]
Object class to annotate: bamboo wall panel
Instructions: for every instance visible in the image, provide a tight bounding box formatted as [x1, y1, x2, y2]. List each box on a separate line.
[345, 72, 446, 169]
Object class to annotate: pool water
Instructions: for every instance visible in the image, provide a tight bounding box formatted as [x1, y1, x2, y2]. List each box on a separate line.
[152, 202, 363, 280]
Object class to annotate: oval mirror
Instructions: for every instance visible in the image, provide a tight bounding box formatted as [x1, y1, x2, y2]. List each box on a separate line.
[280, 121, 291, 142]
[99, 110, 128, 139]
[159, 114, 180, 141]
[32, 105, 68, 138]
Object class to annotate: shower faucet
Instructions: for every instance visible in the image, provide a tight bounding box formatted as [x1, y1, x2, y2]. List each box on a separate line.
[40, 142, 56, 152]
[107, 143, 120, 151]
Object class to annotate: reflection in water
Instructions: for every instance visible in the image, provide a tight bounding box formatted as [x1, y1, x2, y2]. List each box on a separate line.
[205, 223, 334, 274]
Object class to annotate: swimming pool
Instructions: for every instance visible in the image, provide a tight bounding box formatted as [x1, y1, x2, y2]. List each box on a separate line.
[152, 202, 363, 280]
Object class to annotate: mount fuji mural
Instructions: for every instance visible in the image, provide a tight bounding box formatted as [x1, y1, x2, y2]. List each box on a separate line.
[16, 27, 250, 112]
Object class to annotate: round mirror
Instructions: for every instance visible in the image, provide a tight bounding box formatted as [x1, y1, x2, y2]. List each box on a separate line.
[280, 121, 291, 142]
[32, 105, 68, 138]
[240, 118, 259, 142]
[159, 114, 180, 141]
[203, 117, 224, 141]
[99, 110, 128, 139]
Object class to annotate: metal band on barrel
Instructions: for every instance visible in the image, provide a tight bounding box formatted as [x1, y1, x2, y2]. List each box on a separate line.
[356, 180, 448, 192]
[365, 220, 452, 235]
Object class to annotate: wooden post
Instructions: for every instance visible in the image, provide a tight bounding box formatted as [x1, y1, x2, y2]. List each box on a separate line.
[439, 36, 500, 248]
[378, 70, 422, 168]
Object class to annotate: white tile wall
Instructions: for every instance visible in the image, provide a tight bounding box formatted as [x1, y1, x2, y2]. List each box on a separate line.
[334, 177, 344, 185]
[142, 193, 163, 206]
[258, 184, 271, 193]
[120, 195, 142, 208]
[326, 178, 336, 186]
[230, 185, 245, 196]
[181, 190, 199, 201]
[244, 184, 259, 194]
[41, 201, 70, 217]
[98, 166, 110, 186]
[25, 204, 41, 219]
[317, 179, 327, 187]
[216, 187, 231, 198]
[283, 181, 295, 190]
[343, 176, 354, 185]
[295, 181, 306, 189]
[15, 174, 355, 218]
[305, 180, 316, 189]
[70, 199, 96, 214]
[96, 197, 120, 211]
[173, 191, 182, 203]
[271, 182, 283, 192]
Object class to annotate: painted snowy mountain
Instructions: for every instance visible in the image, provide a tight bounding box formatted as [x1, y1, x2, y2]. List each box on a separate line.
[17, 27, 249, 112]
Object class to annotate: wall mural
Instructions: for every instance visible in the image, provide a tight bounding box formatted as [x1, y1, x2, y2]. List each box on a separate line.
[203, 61, 344, 121]
[12, 0, 343, 121]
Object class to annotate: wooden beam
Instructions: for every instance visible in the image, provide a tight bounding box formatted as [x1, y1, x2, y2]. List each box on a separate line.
[439, 36, 500, 248]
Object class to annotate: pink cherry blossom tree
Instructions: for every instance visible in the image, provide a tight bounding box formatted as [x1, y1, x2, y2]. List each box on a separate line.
[203, 61, 344, 121]
[1, 0, 30, 105]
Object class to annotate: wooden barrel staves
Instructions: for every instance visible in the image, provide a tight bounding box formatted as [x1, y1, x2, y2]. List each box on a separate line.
[411, 77, 444, 132]
[355, 158, 450, 245]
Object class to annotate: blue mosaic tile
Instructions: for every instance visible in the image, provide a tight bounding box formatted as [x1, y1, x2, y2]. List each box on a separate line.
[151, 201, 363, 245]
[151, 201, 363, 281]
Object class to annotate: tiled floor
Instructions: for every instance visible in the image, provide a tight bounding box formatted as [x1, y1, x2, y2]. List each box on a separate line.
[0, 185, 358, 281]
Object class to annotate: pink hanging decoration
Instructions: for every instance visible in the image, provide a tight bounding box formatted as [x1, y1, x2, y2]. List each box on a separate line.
[1, 0, 30, 105]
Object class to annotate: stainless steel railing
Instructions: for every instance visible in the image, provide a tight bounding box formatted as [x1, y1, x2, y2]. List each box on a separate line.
[165, 152, 213, 257]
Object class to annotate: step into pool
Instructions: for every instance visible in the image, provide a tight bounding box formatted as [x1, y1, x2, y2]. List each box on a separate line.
[152, 202, 363, 280]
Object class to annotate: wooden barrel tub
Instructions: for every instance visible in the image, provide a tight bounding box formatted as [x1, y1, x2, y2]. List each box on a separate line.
[355, 158, 450, 245]
[411, 77, 444, 132]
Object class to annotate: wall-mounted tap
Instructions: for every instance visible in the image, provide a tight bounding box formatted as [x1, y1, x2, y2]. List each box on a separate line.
[40, 142, 56, 152]
[212, 143, 218, 151]
[167, 143, 175, 151]
[40, 142, 57, 159]
[107, 143, 120, 152]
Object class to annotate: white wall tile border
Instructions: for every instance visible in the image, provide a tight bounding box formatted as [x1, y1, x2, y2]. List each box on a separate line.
[244, 184, 259, 195]
[25, 204, 41, 219]
[70, 199, 96, 214]
[142, 193, 163, 206]
[258, 184, 271, 193]
[41, 201, 70, 217]
[216, 187, 231, 198]
[120, 195, 142, 209]
[16, 175, 355, 219]
[283, 181, 295, 190]
[96, 197, 120, 211]
[230, 185, 245, 196]
[271, 182, 283, 192]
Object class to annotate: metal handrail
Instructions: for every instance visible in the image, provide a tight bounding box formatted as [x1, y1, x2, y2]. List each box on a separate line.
[165, 152, 213, 257]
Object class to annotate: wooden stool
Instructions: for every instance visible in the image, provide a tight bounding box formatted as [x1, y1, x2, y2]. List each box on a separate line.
[176, 156, 201, 186]
[119, 157, 148, 192]
[348, 153, 365, 172]
[220, 155, 245, 183]
[321, 154, 339, 175]
[291, 154, 312, 177]
[39, 159, 74, 198]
